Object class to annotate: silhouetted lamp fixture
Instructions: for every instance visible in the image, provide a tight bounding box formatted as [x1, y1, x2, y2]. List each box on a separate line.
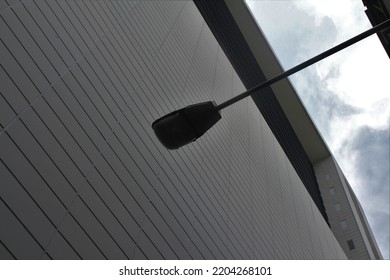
[153, 19, 390, 149]
[152, 101, 221, 150]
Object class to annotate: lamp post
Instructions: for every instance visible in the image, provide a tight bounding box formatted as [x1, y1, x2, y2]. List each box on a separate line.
[152, 19, 390, 150]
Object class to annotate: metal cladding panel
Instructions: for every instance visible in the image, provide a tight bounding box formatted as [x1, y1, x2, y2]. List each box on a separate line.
[0, 0, 344, 259]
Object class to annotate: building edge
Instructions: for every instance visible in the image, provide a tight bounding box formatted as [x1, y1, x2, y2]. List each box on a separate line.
[196, 0, 383, 259]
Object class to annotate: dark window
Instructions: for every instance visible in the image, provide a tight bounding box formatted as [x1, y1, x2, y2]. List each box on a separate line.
[347, 239, 355, 250]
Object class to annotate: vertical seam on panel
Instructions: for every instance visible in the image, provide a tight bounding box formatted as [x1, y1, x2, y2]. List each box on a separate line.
[0, 0, 22, 14]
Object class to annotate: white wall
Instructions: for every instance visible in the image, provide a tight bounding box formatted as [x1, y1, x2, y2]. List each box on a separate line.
[314, 156, 382, 259]
[0, 0, 345, 259]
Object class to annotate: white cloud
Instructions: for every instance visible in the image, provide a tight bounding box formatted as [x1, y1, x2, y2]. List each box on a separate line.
[294, 0, 369, 35]
[324, 38, 390, 126]
[289, 0, 390, 129]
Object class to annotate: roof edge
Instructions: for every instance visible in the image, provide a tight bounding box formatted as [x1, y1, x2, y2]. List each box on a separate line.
[224, 0, 331, 163]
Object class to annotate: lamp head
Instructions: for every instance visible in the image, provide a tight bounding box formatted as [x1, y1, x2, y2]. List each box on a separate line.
[152, 101, 221, 150]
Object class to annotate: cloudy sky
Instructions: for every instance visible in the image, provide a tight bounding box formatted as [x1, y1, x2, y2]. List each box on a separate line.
[246, 0, 389, 259]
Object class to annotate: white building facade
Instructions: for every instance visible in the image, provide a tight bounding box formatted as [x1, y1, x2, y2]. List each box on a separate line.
[0, 0, 380, 259]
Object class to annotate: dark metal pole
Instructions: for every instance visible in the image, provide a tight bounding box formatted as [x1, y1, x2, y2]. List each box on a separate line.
[215, 19, 390, 111]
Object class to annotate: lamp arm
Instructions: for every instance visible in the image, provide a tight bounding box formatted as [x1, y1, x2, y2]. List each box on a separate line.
[215, 18, 390, 111]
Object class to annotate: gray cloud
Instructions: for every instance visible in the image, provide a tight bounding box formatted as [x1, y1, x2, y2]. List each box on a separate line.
[288, 67, 361, 146]
[341, 126, 390, 258]
[348, 126, 389, 190]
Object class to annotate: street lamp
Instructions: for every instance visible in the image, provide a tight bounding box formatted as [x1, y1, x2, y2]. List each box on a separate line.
[152, 101, 221, 150]
[152, 19, 390, 150]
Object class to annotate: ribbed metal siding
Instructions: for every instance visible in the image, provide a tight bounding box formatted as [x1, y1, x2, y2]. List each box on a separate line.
[0, 0, 343, 259]
[194, 0, 329, 224]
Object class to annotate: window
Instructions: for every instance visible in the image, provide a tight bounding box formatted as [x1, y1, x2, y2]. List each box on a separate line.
[347, 239, 355, 250]
[334, 202, 341, 211]
[340, 220, 347, 230]
[329, 187, 336, 195]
